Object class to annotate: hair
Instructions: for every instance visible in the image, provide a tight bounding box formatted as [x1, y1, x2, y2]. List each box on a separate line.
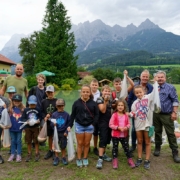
[133, 85, 143, 93]
[140, 69, 150, 77]
[101, 85, 111, 92]
[113, 77, 121, 83]
[36, 74, 46, 81]
[9, 99, 25, 115]
[156, 70, 166, 77]
[90, 78, 99, 84]
[81, 84, 93, 99]
[114, 99, 127, 114]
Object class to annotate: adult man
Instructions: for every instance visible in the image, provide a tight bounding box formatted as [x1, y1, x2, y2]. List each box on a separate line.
[128, 70, 153, 152]
[153, 71, 180, 163]
[0, 64, 28, 98]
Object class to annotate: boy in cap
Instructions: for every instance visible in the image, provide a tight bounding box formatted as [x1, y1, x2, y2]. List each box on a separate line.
[6, 86, 16, 101]
[50, 99, 70, 166]
[41, 85, 57, 160]
[22, 95, 41, 162]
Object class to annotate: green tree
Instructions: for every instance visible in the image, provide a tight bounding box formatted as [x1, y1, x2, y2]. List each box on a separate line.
[34, 0, 78, 86]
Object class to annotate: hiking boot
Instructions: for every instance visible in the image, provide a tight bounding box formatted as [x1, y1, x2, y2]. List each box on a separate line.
[96, 158, 103, 169]
[172, 149, 180, 163]
[135, 158, 143, 167]
[112, 158, 118, 169]
[153, 145, 161, 156]
[103, 154, 112, 162]
[128, 158, 135, 168]
[144, 160, 150, 169]
[76, 159, 83, 167]
[93, 147, 99, 156]
[62, 157, 68, 165]
[35, 153, 40, 162]
[8, 154, 15, 162]
[0, 155, 4, 164]
[25, 153, 32, 162]
[53, 157, 60, 166]
[83, 158, 89, 166]
[44, 150, 53, 160]
[16, 155, 22, 162]
[129, 145, 136, 152]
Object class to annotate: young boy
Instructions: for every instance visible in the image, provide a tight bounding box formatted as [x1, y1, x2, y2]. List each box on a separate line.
[50, 99, 70, 166]
[90, 78, 100, 156]
[96, 85, 112, 169]
[6, 86, 16, 101]
[22, 95, 41, 162]
[41, 85, 57, 159]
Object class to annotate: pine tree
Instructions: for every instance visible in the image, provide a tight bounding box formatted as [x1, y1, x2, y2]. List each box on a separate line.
[35, 0, 78, 85]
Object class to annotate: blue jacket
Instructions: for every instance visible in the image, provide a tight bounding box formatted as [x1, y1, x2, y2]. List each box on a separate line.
[127, 82, 153, 111]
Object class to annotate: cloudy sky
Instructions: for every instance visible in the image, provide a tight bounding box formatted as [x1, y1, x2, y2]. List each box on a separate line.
[0, 0, 180, 50]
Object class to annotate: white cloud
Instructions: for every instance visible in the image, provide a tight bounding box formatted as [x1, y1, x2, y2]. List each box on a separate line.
[0, 0, 180, 50]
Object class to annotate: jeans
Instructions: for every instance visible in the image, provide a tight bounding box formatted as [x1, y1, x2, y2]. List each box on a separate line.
[10, 131, 22, 155]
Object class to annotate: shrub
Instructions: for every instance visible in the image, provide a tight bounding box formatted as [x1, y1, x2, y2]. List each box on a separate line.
[61, 84, 72, 90]
[80, 75, 94, 85]
[61, 78, 76, 88]
[26, 76, 37, 88]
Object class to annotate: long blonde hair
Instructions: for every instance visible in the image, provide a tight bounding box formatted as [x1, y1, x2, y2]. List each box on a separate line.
[9, 100, 25, 115]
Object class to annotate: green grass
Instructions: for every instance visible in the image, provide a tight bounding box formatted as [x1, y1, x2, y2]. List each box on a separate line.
[127, 64, 180, 68]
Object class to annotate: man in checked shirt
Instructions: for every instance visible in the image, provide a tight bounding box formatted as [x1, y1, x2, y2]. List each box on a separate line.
[153, 71, 180, 163]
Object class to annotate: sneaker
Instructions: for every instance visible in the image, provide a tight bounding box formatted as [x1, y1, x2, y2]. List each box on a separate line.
[135, 158, 142, 167]
[96, 158, 103, 169]
[62, 157, 68, 165]
[144, 160, 150, 169]
[128, 158, 135, 168]
[16, 155, 22, 162]
[35, 153, 40, 162]
[0, 155, 4, 164]
[25, 153, 32, 162]
[76, 159, 83, 167]
[83, 158, 89, 166]
[8, 154, 15, 162]
[53, 157, 60, 166]
[112, 158, 118, 169]
[44, 150, 53, 160]
[93, 148, 99, 156]
[103, 154, 112, 162]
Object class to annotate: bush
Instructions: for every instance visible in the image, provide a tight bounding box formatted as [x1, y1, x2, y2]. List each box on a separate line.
[61, 78, 76, 88]
[80, 75, 94, 85]
[61, 84, 72, 90]
[26, 76, 37, 88]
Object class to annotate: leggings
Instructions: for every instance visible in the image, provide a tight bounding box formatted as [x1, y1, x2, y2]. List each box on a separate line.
[112, 137, 132, 159]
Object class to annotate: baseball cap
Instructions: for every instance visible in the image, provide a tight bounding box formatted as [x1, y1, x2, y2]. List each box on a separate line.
[28, 95, 37, 105]
[12, 94, 22, 101]
[56, 99, 65, 106]
[46, 85, 54, 92]
[6, 86, 16, 93]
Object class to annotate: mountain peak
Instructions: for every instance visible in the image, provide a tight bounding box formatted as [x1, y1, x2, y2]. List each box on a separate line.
[138, 18, 159, 30]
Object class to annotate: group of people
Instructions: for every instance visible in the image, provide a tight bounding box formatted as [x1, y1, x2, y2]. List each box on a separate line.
[0, 64, 179, 171]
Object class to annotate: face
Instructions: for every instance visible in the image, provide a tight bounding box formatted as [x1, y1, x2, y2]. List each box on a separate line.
[46, 91, 54, 99]
[56, 105, 64, 112]
[157, 73, 166, 85]
[81, 86, 91, 100]
[90, 82, 99, 93]
[15, 65, 24, 77]
[134, 88, 144, 99]
[117, 102, 125, 113]
[8, 92, 15, 99]
[114, 82, 121, 92]
[140, 72, 149, 85]
[102, 88, 111, 97]
[13, 100, 21, 107]
[29, 104, 36, 108]
[37, 77, 45, 86]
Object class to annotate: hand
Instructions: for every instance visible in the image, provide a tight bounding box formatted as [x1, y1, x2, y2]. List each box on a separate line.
[124, 70, 128, 76]
[54, 123, 56, 126]
[46, 114, 50, 119]
[36, 119, 40, 124]
[104, 95, 110, 101]
[171, 112, 177, 121]
[44, 117, 48, 122]
[64, 133, 67, 137]
[67, 127, 71, 132]
[123, 127, 128, 131]
[118, 127, 123, 132]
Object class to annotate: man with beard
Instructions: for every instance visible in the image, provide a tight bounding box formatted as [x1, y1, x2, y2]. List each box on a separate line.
[0, 64, 28, 98]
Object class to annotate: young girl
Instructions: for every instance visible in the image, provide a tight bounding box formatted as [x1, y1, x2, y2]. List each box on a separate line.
[8, 94, 25, 162]
[109, 100, 135, 169]
[67, 85, 99, 167]
[130, 85, 154, 169]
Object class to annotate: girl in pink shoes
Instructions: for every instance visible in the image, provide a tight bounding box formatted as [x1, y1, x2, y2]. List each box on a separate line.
[109, 99, 135, 169]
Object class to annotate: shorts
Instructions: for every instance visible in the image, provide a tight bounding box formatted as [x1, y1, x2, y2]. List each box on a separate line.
[99, 126, 112, 148]
[58, 132, 67, 149]
[75, 122, 94, 134]
[47, 120, 54, 137]
[25, 127, 39, 144]
[93, 123, 99, 136]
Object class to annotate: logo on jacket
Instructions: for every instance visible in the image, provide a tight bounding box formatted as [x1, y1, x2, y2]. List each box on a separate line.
[13, 112, 22, 121]
[56, 116, 65, 127]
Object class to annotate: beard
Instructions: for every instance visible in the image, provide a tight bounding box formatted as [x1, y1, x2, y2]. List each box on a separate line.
[16, 73, 22, 77]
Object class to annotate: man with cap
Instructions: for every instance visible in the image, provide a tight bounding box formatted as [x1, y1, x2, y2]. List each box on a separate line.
[41, 85, 57, 159]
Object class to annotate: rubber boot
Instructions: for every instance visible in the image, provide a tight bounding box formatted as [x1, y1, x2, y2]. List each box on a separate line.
[153, 145, 161, 156]
[172, 149, 180, 163]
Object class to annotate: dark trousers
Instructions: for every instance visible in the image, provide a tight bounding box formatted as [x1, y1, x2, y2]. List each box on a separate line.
[131, 117, 136, 146]
[112, 137, 132, 158]
[153, 113, 178, 150]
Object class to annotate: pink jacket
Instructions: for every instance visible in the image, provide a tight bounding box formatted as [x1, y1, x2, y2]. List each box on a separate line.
[109, 112, 130, 138]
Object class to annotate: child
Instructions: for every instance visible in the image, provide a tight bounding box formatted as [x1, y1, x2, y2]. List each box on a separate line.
[8, 94, 25, 162]
[67, 85, 99, 167]
[6, 86, 16, 101]
[96, 85, 112, 169]
[22, 95, 41, 162]
[109, 100, 135, 169]
[130, 85, 154, 169]
[41, 85, 57, 159]
[90, 78, 100, 156]
[50, 99, 70, 166]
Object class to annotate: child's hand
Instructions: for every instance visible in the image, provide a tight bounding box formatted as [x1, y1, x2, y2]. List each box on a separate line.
[54, 123, 56, 127]
[67, 127, 71, 132]
[123, 70, 128, 76]
[36, 119, 40, 124]
[64, 133, 67, 136]
[118, 127, 123, 132]
[123, 127, 128, 131]
[46, 114, 50, 118]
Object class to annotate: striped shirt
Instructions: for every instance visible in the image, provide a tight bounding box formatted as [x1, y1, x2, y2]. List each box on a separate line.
[159, 83, 179, 113]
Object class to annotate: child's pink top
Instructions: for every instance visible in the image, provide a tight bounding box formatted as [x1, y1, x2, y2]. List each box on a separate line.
[109, 112, 130, 138]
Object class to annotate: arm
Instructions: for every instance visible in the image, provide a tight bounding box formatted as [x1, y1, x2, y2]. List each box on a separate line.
[24, 89, 28, 99]
[97, 97, 109, 113]
[109, 113, 118, 130]
[123, 70, 134, 92]
[0, 85, 6, 96]
[68, 102, 77, 129]
[127, 90, 135, 111]
[92, 103, 99, 126]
